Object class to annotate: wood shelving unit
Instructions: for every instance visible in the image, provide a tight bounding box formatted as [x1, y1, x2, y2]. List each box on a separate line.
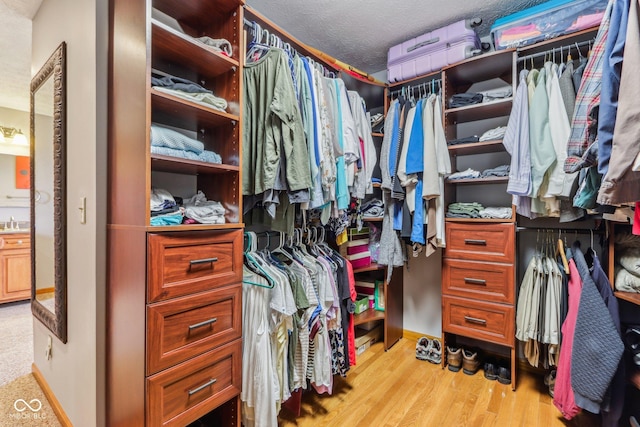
[354, 308, 386, 326]
[447, 139, 505, 156]
[444, 98, 513, 123]
[446, 176, 509, 185]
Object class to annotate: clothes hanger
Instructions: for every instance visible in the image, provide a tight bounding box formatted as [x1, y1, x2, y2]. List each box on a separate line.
[556, 229, 569, 274]
[242, 231, 275, 288]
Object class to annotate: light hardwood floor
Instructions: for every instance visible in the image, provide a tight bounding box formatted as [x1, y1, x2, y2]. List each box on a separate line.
[278, 338, 600, 427]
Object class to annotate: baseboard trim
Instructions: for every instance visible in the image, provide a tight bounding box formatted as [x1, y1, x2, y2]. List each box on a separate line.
[32, 363, 73, 427]
[403, 329, 441, 343]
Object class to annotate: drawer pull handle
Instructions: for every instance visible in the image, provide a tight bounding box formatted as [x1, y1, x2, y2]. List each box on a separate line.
[188, 378, 217, 396]
[464, 278, 487, 285]
[464, 239, 487, 246]
[189, 317, 217, 330]
[189, 257, 218, 269]
[464, 316, 487, 325]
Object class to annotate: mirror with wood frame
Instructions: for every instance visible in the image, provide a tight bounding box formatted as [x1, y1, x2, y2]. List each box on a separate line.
[30, 42, 67, 343]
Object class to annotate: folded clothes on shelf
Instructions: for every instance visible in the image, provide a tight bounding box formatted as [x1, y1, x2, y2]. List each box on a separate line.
[447, 135, 480, 146]
[446, 202, 484, 218]
[196, 36, 233, 56]
[481, 164, 510, 177]
[150, 187, 177, 212]
[479, 126, 507, 141]
[449, 92, 483, 108]
[153, 86, 228, 112]
[480, 86, 513, 102]
[447, 168, 480, 180]
[151, 72, 212, 94]
[361, 198, 384, 218]
[151, 123, 204, 154]
[478, 206, 513, 219]
[183, 190, 226, 224]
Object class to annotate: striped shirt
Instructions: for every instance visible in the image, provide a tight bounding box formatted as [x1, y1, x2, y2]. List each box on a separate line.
[564, 0, 614, 173]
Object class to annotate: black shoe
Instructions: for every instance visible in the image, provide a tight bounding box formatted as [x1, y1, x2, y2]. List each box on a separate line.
[483, 362, 497, 381]
[497, 367, 511, 385]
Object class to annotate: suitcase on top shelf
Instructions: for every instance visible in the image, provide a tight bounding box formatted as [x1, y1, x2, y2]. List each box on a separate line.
[387, 19, 482, 83]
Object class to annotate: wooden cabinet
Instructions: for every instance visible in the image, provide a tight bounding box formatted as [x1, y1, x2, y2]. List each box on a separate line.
[0, 233, 31, 304]
[108, 0, 244, 425]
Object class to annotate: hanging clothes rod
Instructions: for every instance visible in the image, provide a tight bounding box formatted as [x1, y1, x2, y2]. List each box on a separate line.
[389, 78, 442, 99]
[517, 39, 594, 63]
[515, 226, 606, 234]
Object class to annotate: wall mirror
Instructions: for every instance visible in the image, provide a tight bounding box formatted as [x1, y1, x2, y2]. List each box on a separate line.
[30, 42, 67, 343]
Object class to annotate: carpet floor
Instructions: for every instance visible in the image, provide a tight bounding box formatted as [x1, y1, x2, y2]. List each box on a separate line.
[0, 374, 60, 427]
[0, 301, 33, 387]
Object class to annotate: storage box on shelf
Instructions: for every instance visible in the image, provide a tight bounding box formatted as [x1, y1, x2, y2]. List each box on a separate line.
[109, 0, 245, 425]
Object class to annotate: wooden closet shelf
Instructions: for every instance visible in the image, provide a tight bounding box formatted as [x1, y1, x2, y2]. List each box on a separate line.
[445, 217, 515, 223]
[447, 139, 505, 156]
[353, 263, 385, 274]
[152, 20, 239, 80]
[445, 98, 513, 123]
[446, 176, 509, 185]
[153, 0, 243, 30]
[362, 217, 383, 223]
[151, 153, 240, 174]
[443, 48, 515, 85]
[354, 308, 385, 326]
[151, 89, 239, 128]
[614, 291, 640, 306]
[146, 223, 244, 233]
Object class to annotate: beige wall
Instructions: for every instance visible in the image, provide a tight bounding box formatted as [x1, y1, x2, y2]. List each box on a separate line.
[31, 0, 108, 425]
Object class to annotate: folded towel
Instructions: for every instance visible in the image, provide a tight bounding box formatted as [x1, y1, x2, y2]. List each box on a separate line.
[151, 124, 204, 154]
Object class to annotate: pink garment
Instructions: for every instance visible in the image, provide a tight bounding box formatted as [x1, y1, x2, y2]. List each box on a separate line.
[553, 259, 582, 419]
[633, 202, 640, 236]
[346, 260, 357, 366]
[567, 12, 606, 31]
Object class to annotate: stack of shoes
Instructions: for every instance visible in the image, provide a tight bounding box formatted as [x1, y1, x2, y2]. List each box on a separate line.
[483, 361, 512, 385]
[416, 337, 442, 364]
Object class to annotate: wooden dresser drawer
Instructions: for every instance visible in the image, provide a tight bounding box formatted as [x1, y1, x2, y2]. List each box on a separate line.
[442, 259, 514, 304]
[147, 339, 241, 427]
[0, 234, 30, 249]
[148, 230, 242, 303]
[147, 285, 242, 375]
[442, 296, 515, 347]
[443, 222, 514, 263]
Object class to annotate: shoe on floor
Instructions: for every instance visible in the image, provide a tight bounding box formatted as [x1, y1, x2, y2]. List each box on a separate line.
[416, 337, 432, 361]
[544, 370, 556, 397]
[426, 338, 442, 364]
[447, 346, 462, 372]
[483, 362, 497, 380]
[462, 349, 480, 375]
[497, 366, 511, 385]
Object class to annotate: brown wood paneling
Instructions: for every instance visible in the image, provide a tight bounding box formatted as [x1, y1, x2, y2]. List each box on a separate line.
[442, 258, 514, 304]
[147, 285, 241, 374]
[442, 295, 514, 347]
[107, 226, 147, 427]
[385, 265, 404, 350]
[147, 339, 242, 427]
[147, 230, 242, 302]
[444, 222, 515, 263]
[109, 0, 149, 228]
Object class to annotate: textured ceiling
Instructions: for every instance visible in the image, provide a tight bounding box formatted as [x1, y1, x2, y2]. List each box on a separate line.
[0, 0, 551, 112]
[246, 0, 549, 74]
[0, 0, 42, 112]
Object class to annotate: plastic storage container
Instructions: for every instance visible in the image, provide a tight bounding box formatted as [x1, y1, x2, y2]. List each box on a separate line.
[491, 0, 607, 50]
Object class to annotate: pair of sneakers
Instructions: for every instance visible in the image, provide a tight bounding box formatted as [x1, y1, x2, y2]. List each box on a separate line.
[446, 346, 480, 375]
[416, 337, 442, 364]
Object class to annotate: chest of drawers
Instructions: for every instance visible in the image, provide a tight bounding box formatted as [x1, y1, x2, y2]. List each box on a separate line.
[442, 222, 517, 389]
